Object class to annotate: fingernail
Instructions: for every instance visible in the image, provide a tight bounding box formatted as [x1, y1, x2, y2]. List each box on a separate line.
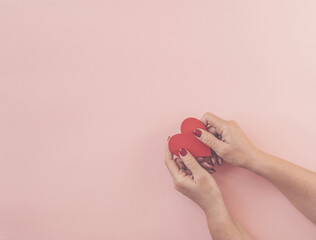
[193, 129, 202, 137]
[179, 148, 187, 156]
[167, 136, 170, 141]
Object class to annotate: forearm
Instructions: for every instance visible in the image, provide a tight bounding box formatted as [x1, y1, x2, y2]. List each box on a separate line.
[244, 150, 316, 224]
[204, 196, 253, 240]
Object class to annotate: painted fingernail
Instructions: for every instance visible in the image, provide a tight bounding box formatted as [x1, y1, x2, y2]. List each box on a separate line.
[179, 148, 187, 156]
[193, 129, 202, 137]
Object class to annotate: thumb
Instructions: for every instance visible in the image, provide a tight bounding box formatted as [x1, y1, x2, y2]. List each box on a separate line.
[193, 128, 225, 154]
[179, 148, 206, 177]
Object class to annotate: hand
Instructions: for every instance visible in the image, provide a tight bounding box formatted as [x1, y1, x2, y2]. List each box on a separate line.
[196, 149, 223, 167]
[193, 112, 260, 168]
[176, 156, 216, 175]
[166, 136, 219, 174]
[164, 143, 222, 214]
[164, 141, 254, 239]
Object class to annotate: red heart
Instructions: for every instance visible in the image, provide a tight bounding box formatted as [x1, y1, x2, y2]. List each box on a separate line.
[168, 117, 212, 158]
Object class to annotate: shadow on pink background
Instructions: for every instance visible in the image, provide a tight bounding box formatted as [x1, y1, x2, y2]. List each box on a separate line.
[1, 1, 316, 239]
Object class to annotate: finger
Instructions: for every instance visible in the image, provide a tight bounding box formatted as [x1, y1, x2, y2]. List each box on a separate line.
[164, 142, 180, 178]
[201, 161, 215, 170]
[207, 126, 217, 135]
[207, 168, 216, 174]
[204, 157, 214, 166]
[179, 148, 207, 177]
[185, 169, 192, 175]
[193, 128, 227, 154]
[210, 149, 218, 166]
[210, 155, 217, 166]
[200, 112, 226, 130]
[196, 157, 213, 168]
[196, 157, 205, 162]
[217, 157, 223, 166]
[175, 157, 186, 170]
[178, 168, 187, 176]
[196, 156, 211, 162]
[217, 134, 222, 140]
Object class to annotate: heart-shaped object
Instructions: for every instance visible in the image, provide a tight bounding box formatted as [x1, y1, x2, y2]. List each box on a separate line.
[168, 117, 212, 158]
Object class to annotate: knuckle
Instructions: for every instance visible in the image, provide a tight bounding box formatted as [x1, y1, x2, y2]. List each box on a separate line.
[202, 112, 212, 121]
[228, 120, 239, 127]
[222, 122, 229, 130]
[205, 112, 214, 119]
[173, 178, 180, 186]
[227, 120, 234, 126]
[173, 178, 183, 190]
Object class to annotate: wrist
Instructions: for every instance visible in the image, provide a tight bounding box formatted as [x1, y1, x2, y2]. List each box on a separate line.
[204, 200, 234, 229]
[242, 148, 267, 172]
[202, 192, 227, 217]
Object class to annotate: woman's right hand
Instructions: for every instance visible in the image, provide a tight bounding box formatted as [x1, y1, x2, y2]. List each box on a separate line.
[193, 112, 261, 168]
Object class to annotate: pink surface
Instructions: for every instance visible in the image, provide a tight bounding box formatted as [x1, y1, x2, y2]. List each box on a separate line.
[0, 1, 316, 239]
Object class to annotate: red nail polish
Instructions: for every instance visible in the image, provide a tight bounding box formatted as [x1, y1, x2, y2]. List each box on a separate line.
[179, 148, 187, 156]
[193, 129, 202, 137]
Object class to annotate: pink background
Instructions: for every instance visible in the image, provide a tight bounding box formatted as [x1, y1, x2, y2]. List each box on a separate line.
[1, 1, 316, 239]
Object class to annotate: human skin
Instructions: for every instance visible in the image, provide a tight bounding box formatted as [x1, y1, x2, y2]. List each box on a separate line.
[195, 112, 316, 225]
[165, 112, 316, 239]
[165, 142, 254, 240]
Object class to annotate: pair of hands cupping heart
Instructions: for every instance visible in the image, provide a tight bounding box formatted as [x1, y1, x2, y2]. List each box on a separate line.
[168, 117, 222, 173]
